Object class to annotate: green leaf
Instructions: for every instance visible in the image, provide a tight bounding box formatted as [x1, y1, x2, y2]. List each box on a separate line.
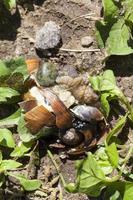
[102, 70, 116, 85]
[0, 57, 29, 92]
[106, 18, 133, 56]
[12, 65, 29, 82]
[0, 109, 21, 128]
[0, 87, 19, 102]
[95, 20, 112, 49]
[98, 160, 113, 175]
[123, 182, 133, 200]
[17, 115, 37, 142]
[66, 152, 106, 197]
[106, 115, 127, 144]
[0, 160, 22, 171]
[105, 181, 133, 200]
[95, 147, 109, 161]
[10, 141, 32, 157]
[5, 57, 28, 79]
[105, 189, 122, 200]
[0, 128, 15, 148]
[90, 70, 133, 118]
[89, 75, 101, 91]
[3, 0, 16, 9]
[19, 178, 42, 191]
[103, 0, 120, 22]
[10, 174, 42, 191]
[0, 60, 10, 77]
[90, 70, 117, 92]
[101, 93, 110, 117]
[106, 143, 119, 168]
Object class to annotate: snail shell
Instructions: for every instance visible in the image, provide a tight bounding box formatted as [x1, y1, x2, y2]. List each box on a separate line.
[71, 105, 104, 122]
[60, 128, 84, 147]
[56, 76, 98, 104]
[56, 76, 82, 89]
[26, 59, 40, 74]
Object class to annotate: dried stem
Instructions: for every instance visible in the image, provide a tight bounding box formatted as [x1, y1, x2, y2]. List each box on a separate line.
[60, 48, 100, 52]
[47, 150, 66, 187]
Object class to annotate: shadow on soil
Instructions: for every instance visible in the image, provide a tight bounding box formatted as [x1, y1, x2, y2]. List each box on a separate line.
[105, 55, 133, 77]
[0, 0, 46, 41]
[0, 6, 21, 41]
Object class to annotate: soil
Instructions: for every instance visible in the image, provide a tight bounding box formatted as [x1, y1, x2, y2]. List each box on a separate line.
[0, 0, 133, 200]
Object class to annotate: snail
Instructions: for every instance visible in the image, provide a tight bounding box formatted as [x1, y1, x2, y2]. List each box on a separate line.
[20, 87, 107, 155]
[56, 76, 98, 105]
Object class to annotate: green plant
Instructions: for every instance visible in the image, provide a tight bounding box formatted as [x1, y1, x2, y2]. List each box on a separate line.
[96, 0, 133, 57]
[0, 57, 42, 191]
[89, 69, 133, 121]
[3, 0, 16, 10]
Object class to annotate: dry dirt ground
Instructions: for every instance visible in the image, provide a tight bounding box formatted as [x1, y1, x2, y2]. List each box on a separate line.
[0, 0, 133, 200]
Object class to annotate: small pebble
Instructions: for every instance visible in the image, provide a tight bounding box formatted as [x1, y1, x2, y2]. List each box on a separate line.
[35, 21, 61, 51]
[81, 36, 93, 47]
[36, 62, 57, 87]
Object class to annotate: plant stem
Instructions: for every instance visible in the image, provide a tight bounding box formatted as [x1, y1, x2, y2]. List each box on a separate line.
[47, 150, 66, 187]
[105, 145, 133, 183]
[120, 145, 133, 172]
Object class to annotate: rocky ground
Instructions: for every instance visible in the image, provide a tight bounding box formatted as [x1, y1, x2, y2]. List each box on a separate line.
[0, 0, 133, 199]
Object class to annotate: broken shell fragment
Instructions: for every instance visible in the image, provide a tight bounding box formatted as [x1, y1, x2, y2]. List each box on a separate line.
[24, 86, 52, 112]
[26, 59, 40, 74]
[19, 100, 37, 112]
[41, 89, 73, 129]
[36, 62, 57, 87]
[25, 105, 56, 133]
[71, 105, 104, 122]
[52, 85, 76, 108]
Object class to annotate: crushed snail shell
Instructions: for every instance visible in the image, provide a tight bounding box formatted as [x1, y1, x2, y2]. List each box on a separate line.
[52, 85, 76, 108]
[22, 60, 107, 155]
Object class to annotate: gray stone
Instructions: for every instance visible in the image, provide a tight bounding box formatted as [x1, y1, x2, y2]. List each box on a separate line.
[81, 36, 93, 47]
[35, 21, 61, 51]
